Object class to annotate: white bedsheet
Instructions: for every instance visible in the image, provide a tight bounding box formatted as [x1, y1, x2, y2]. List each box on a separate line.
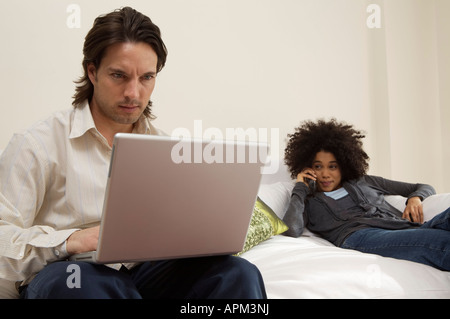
[241, 234, 450, 299]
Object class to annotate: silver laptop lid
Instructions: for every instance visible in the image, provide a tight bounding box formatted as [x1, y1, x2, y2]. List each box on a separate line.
[95, 134, 268, 263]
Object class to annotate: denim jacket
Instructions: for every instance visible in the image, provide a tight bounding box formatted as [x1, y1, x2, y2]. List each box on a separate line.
[283, 175, 436, 246]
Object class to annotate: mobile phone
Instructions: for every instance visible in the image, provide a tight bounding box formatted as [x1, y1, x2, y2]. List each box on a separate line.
[305, 177, 316, 194]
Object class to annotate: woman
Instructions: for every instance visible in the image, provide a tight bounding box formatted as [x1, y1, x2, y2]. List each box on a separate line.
[283, 118, 450, 271]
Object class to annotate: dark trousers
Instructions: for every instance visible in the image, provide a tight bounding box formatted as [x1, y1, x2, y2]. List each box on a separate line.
[20, 255, 267, 299]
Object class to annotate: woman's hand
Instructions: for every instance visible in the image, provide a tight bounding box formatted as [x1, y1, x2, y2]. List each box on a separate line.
[402, 197, 424, 224]
[296, 168, 317, 186]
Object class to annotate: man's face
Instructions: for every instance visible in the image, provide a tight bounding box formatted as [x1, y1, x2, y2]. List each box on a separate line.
[87, 41, 158, 130]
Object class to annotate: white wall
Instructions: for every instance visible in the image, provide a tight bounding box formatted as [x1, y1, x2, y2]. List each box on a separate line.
[383, 0, 443, 189]
[435, 0, 450, 193]
[0, 0, 448, 192]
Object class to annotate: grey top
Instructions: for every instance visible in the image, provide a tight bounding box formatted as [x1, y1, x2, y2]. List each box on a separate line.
[282, 175, 436, 246]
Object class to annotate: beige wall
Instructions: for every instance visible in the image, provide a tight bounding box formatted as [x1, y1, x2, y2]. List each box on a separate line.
[382, 0, 444, 189]
[0, 0, 448, 192]
[435, 0, 450, 193]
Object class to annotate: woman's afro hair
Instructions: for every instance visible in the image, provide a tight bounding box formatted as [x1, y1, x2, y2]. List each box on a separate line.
[284, 118, 370, 181]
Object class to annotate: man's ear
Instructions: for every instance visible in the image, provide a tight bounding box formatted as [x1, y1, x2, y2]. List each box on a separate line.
[87, 63, 97, 84]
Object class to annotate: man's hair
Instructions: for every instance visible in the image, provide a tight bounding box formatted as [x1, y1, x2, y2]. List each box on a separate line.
[284, 118, 370, 181]
[72, 7, 168, 119]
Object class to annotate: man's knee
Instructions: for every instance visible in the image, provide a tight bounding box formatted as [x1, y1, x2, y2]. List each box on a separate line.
[223, 256, 262, 279]
[202, 256, 267, 299]
[22, 261, 140, 299]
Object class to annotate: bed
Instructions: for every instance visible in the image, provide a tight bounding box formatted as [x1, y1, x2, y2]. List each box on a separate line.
[1, 160, 449, 299]
[239, 160, 450, 299]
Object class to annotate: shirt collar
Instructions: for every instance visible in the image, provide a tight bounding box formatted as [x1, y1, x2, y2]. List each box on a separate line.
[69, 101, 96, 139]
[69, 101, 153, 139]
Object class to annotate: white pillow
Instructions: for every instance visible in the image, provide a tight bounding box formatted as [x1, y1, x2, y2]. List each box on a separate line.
[423, 193, 450, 220]
[386, 193, 450, 222]
[257, 181, 319, 237]
[257, 181, 294, 220]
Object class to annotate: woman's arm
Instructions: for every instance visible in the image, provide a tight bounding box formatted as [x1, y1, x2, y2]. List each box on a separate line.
[363, 175, 436, 199]
[363, 175, 436, 224]
[283, 181, 309, 237]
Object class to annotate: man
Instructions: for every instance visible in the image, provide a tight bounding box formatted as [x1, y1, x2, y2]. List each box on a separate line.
[0, 7, 266, 299]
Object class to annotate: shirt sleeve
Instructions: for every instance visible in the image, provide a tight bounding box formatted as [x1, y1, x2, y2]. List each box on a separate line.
[362, 175, 436, 202]
[282, 182, 309, 237]
[0, 132, 78, 282]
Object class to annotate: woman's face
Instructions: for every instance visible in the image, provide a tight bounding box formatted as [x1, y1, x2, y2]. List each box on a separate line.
[312, 151, 342, 192]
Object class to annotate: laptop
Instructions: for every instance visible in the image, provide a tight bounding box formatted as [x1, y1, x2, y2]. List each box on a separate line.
[70, 133, 268, 263]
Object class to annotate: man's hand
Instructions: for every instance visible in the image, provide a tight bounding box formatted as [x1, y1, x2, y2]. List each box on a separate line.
[66, 226, 100, 255]
[402, 197, 424, 224]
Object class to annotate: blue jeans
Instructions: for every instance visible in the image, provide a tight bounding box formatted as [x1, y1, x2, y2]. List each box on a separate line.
[342, 207, 450, 271]
[20, 255, 267, 299]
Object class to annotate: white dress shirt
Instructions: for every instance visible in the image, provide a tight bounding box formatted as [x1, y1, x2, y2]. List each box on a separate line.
[0, 101, 162, 285]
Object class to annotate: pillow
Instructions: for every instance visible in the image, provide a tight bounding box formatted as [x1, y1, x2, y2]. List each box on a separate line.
[235, 197, 289, 256]
[423, 193, 450, 220]
[385, 193, 450, 222]
[257, 181, 322, 237]
[257, 181, 294, 219]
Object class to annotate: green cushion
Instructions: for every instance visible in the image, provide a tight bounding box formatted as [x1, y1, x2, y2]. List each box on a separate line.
[235, 197, 288, 256]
